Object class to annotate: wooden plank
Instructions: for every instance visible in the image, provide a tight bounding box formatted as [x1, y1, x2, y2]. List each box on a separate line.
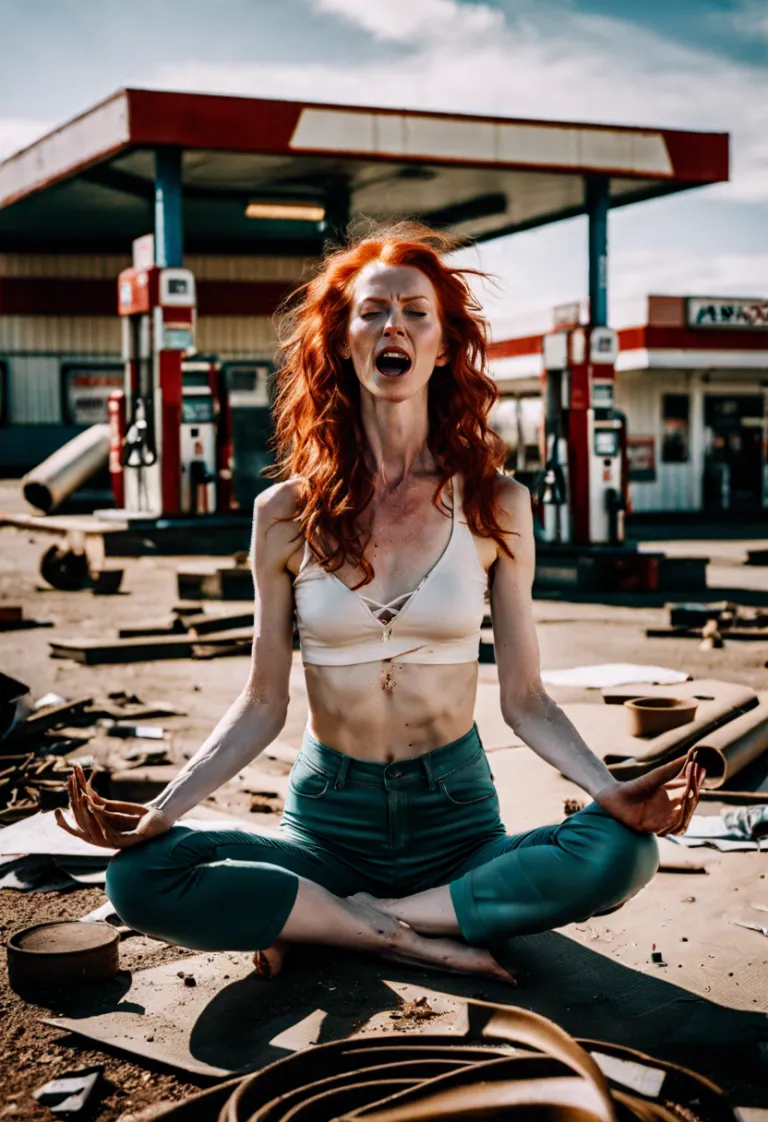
[185, 611, 253, 636]
[49, 630, 253, 665]
[117, 616, 186, 639]
[10, 697, 93, 740]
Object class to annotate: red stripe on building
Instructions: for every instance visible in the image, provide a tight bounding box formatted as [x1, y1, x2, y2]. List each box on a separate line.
[490, 324, 768, 358]
[619, 325, 768, 352]
[0, 277, 297, 316]
[488, 334, 544, 359]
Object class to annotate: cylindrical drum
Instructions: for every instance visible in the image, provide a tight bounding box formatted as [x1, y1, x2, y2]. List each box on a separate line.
[22, 424, 110, 514]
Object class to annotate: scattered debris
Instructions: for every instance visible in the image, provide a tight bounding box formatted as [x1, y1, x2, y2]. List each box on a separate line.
[100, 721, 167, 740]
[32, 1067, 104, 1116]
[389, 996, 437, 1021]
[0, 855, 83, 893]
[563, 798, 586, 817]
[91, 568, 124, 595]
[0, 604, 53, 632]
[80, 901, 133, 936]
[40, 542, 91, 591]
[176, 558, 252, 601]
[732, 920, 768, 939]
[650, 945, 666, 966]
[0, 671, 33, 740]
[50, 628, 253, 664]
[649, 602, 768, 643]
[249, 791, 283, 815]
[671, 805, 768, 851]
[699, 619, 724, 651]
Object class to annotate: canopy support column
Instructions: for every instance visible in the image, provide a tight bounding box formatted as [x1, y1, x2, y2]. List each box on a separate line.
[155, 148, 184, 267]
[586, 176, 609, 327]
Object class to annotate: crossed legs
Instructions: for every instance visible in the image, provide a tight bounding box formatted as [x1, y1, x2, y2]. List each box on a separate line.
[354, 803, 659, 947]
[105, 826, 514, 983]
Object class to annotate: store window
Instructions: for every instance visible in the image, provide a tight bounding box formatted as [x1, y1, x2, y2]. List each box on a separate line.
[661, 394, 690, 463]
[61, 364, 123, 425]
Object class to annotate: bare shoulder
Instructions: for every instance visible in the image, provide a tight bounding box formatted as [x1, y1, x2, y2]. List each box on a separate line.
[491, 473, 533, 536]
[251, 480, 303, 571]
[254, 478, 301, 523]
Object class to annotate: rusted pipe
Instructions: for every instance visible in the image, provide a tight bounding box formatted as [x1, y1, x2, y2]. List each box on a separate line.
[22, 424, 110, 514]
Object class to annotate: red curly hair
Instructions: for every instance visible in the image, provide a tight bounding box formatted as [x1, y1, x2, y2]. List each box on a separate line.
[271, 222, 512, 587]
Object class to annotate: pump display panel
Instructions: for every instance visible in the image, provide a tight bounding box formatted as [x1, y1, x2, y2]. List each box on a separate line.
[594, 429, 619, 457]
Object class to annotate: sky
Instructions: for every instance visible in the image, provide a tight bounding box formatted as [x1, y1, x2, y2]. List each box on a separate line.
[0, 0, 766, 333]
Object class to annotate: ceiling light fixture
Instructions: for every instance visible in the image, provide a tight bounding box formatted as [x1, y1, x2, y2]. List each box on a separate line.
[245, 202, 325, 222]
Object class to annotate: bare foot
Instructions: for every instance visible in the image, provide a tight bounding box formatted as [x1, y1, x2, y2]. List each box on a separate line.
[389, 925, 516, 986]
[349, 892, 514, 985]
[252, 939, 288, 980]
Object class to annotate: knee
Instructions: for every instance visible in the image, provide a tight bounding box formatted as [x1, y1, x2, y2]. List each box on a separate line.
[586, 814, 659, 910]
[105, 832, 180, 933]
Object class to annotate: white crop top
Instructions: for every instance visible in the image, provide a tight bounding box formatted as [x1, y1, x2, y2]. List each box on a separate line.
[293, 476, 488, 666]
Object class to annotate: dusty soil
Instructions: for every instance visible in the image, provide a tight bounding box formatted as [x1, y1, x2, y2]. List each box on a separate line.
[1, 481, 768, 1117]
[0, 888, 202, 1122]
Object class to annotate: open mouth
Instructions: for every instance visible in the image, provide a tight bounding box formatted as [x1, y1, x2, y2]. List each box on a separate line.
[375, 349, 412, 377]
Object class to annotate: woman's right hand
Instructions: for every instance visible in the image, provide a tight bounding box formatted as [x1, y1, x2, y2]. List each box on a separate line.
[54, 764, 173, 849]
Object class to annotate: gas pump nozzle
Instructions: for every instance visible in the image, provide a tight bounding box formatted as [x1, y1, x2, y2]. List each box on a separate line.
[122, 400, 157, 468]
[539, 462, 567, 507]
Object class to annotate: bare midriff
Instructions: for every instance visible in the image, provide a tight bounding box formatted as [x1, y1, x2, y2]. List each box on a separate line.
[303, 660, 479, 762]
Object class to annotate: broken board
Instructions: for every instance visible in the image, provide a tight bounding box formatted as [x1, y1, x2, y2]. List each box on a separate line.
[44, 925, 768, 1079]
[49, 630, 253, 665]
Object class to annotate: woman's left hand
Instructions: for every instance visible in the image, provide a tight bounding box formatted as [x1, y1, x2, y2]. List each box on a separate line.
[595, 750, 705, 836]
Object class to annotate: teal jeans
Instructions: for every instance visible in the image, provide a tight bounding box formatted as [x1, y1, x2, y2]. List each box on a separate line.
[106, 725, 658, 952]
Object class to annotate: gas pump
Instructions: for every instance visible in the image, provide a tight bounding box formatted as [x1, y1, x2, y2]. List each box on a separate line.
[538, 325, 625, 546]
[116, 245, 196, 515]
[179, 364, 218, 514]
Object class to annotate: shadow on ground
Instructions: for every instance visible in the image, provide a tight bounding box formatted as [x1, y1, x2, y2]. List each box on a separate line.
[40, 933, 768, 1107]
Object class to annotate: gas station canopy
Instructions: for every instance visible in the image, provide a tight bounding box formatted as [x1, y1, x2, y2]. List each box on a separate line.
[0, 88, 729, 254]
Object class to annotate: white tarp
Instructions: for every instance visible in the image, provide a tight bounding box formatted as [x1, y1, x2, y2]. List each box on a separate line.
[541, 664, 690, 690]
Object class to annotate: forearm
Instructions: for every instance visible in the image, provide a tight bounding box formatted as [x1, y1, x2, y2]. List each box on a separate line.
[147, 689, 286, 823]
[504, 689, 618, 798]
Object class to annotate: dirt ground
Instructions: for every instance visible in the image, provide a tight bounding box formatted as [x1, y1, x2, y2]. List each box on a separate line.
[1, 480, 768, 1117]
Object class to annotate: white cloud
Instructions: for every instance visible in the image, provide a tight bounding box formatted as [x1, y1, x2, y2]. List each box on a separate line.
[315, 0, 503, 43]
[610, 248, 768, 303]
[150, 0, 767, 206]
[0, 117, 53, 161]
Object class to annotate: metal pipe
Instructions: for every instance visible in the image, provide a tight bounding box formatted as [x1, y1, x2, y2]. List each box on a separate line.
[22, 424, 110, 513]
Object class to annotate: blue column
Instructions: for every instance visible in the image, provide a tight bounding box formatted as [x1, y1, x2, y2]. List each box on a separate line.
[154, 148, 183, 267]
[322, 181, 351, 248]
[586, 176, 609, 327]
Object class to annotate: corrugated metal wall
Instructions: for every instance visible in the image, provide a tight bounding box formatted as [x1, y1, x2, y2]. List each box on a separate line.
[0, 253, 309, 280]
[616, 371, 699, 513]
[0, 254, 130, 277]
[196, 316, 276, 358]
[0, 253, 315, 426]
[0, 316, 121, 353]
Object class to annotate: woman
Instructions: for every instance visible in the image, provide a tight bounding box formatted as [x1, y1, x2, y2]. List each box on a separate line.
[58, 225, 703, 984]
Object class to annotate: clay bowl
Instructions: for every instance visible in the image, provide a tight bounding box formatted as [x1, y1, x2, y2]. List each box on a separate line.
[624, 696, 698, 738]
[6, 920, 119, 992]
